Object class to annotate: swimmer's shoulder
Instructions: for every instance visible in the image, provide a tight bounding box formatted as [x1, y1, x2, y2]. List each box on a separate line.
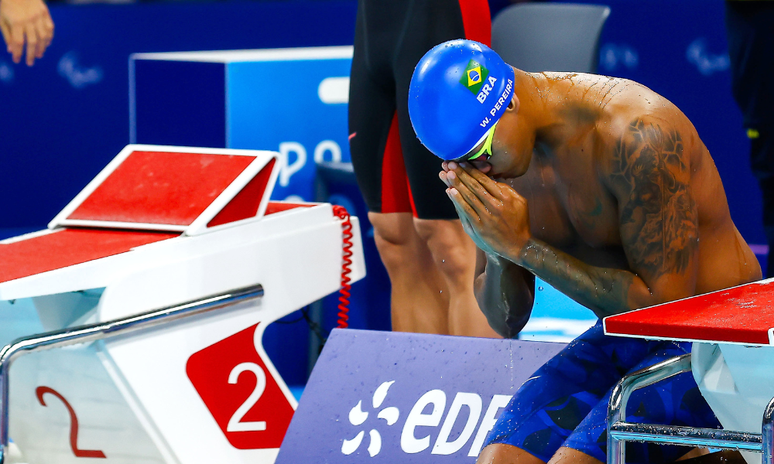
[594, 105, 690, 182]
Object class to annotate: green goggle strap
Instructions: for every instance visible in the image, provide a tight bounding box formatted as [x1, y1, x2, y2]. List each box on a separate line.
[465, 122, 498, 161]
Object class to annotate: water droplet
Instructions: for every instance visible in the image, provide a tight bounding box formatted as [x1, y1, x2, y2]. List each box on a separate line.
[442, 259, 445, 263]
[538, 286, 544, 291]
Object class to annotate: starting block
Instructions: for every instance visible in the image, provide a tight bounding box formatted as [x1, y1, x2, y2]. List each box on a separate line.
[0, 144, 365, 464]
[604, 279, 774, 464]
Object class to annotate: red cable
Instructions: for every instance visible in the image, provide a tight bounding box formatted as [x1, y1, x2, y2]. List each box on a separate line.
[332, 205, 353, 328]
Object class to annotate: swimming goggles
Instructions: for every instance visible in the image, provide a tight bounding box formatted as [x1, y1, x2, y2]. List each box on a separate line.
[460, 121, 497, 162]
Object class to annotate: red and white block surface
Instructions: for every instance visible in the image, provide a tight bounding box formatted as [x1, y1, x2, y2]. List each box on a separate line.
[0, 145, 365, 464]
[604, 278, 774, 346]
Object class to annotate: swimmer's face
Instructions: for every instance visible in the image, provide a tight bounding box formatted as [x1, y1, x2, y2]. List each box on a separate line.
[459, 122, 497, 163]
[461, 97, 531, 179]
[454, 123, 497, 173]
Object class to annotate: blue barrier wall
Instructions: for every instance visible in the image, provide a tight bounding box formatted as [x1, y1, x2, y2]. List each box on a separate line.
[278, 329, 567, 463]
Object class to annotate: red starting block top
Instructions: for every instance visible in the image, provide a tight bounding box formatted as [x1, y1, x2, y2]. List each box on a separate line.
[604, 279, 774, 346]
[0, 144, 283, 297]
[51, 145, 279, 235]
[0, 228, 179, 284]
[0, 202, 315, 291]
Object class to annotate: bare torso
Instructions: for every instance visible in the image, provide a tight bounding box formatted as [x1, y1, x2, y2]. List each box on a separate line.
[506, 72, 760, 294]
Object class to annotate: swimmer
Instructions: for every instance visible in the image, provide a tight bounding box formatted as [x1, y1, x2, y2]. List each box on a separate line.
[408, 39, 762, 464]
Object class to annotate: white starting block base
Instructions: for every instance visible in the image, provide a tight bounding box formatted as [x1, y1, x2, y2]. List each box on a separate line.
[11, 344, 168, 464]
[0, 145, 366, 463]
[7, 296, 296, 464]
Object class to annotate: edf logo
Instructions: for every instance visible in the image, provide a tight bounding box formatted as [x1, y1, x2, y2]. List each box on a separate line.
[341, 380, 511, 458]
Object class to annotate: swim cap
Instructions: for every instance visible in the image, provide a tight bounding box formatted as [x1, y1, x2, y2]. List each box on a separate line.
[409, 39, 515, 161]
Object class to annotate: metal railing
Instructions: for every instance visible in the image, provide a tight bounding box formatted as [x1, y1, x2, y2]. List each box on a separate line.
[607, 352, 774, 464]
[0, 283, 264, 463]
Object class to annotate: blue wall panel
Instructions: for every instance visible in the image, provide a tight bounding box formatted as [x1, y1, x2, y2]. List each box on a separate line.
[1, 0, 758, 244]
[133, 60, 227, 148]
[228, 58, 353, 201]
[0, 1, 358, 230]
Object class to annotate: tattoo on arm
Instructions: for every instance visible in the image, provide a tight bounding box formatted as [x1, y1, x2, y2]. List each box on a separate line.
[516, 118, 698, 318]
[611, 118, 698, 277]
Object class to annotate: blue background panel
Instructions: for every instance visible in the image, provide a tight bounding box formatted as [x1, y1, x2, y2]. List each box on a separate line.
[228, 57, 353, 201]
[0, 1, 358, 230]
[0, 0, 761, 242]
[0, 0, 762, 255]
[133, 60, 226, 148]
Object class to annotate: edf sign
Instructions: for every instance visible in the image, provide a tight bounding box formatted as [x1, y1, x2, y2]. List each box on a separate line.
[130, 46, 353, 202]
[277, 330, 566, 463]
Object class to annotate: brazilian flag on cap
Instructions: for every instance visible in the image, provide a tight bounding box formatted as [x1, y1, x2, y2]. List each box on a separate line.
[460, 59, 488, 95]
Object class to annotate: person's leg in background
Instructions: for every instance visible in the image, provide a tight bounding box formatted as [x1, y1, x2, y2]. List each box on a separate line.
[363, 115, 451, 334]
[725, 0, 774, 276]
[394, 0, 498, 338]
[348, 15, 452, 334]
[413, 218, 496, 337]
[348, 0, 499, 337]
[368, 212, 449, 334]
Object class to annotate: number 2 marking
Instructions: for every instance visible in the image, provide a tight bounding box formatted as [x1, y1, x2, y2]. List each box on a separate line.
[226, 362, 267, 432]
[36, 386, 107, 459]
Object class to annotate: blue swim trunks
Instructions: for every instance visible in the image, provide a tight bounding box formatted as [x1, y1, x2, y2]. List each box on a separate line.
[485, 320, 721, 463]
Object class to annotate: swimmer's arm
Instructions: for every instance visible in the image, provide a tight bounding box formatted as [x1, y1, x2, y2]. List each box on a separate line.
[442, 165, 635, 318]
[516, 241, 666, 318]
[448, 178, 535, 337]
[474, 251, 535, 338]
[605, 118, 699, 311]
[519, 118, 699, 317]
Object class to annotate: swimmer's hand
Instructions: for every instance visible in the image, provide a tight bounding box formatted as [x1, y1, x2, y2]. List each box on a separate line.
[0, 0, 54, 66]
[440, 161, 530, 260]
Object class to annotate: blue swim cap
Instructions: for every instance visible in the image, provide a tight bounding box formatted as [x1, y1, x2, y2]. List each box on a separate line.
[409, 39, 515, 161]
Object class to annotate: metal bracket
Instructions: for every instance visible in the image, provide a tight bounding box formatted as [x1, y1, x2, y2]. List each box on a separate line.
[607, 352, 774, 464]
